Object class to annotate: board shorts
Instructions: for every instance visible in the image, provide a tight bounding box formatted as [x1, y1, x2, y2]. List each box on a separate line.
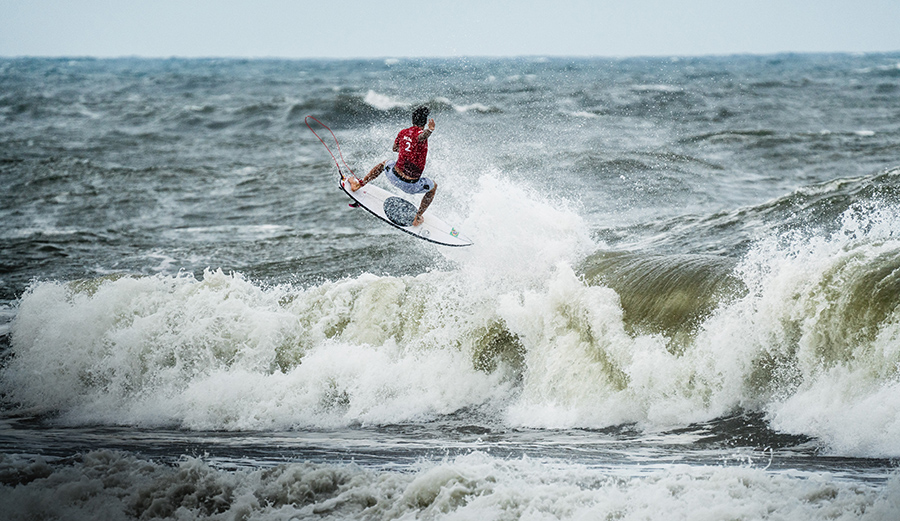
[385, 160, 434, 195]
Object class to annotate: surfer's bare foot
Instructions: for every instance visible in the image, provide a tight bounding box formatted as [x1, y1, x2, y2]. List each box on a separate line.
[348, 176, 362, 191]
[413, 213, 424, 226]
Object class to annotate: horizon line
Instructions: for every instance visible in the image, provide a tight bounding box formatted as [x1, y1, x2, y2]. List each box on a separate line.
[2, 50, 899, 62]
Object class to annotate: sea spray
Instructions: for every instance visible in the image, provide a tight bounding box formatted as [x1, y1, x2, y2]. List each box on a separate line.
[444, 173, 595, 288]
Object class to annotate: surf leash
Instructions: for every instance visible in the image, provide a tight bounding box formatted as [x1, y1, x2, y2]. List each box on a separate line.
[305, 116, 356, 181]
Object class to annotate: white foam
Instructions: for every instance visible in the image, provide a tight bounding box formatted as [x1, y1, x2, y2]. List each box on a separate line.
[501, 264, 735, 430]
[3, 269, 514, 429]
[771, 368, 900, 456]
[453, 102, 494, 113]
[1, 450, 895, 520]
[632, 84, 682, 93]
[568, 110, 599, 118]
[363, 90, 408, 111]
[703, 203, 900, 457]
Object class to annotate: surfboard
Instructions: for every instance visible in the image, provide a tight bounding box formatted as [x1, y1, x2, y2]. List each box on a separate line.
[304, 115, 472, 247]
[339, 177, 473, 247]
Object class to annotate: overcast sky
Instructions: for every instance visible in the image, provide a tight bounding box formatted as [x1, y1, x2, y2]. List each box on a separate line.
[1, 0, 898, 59]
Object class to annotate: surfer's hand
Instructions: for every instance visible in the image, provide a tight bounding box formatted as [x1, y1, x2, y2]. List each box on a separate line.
[427, 119, 435, 132]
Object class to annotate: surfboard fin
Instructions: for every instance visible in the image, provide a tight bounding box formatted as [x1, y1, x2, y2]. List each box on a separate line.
[349, 202, 361, 208]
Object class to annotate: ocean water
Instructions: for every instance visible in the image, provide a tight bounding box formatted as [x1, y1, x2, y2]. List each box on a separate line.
[2, 54, 900, 519]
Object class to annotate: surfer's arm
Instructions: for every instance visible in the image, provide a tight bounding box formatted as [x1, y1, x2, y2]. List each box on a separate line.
[351, 161, 386, 191]
[417, 119, 435, 142]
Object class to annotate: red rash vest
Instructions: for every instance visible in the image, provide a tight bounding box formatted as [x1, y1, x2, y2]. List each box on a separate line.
[394, 126, 428, 179]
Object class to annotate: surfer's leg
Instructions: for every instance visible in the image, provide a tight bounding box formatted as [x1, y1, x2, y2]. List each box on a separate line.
[350, 161, 385, 191]
[413, 182, 437, 226]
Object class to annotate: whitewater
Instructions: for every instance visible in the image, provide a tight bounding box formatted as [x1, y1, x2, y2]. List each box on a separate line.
[2, 54, 900, 519]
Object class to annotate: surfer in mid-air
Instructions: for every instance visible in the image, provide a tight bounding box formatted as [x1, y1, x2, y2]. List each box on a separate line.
[349, 106, 436, 226]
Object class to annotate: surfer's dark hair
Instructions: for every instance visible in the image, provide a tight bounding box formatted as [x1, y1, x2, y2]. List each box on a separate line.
[412, 106, 429, 127]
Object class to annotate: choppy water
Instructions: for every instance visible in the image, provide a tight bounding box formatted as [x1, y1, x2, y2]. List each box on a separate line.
[2, 54, 900, 519]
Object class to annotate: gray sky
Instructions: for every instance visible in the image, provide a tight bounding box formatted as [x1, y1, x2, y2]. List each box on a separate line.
[1, 0, 898, 59]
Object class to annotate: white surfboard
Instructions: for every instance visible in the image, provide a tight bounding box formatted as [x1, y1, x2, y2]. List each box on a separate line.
[339, 177, 473, 247]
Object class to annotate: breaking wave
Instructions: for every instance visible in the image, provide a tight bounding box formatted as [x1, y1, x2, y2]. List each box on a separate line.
[4, 172, 900, 457]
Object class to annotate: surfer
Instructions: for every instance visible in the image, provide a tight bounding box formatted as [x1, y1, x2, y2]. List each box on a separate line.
[349, 106, 436, 226]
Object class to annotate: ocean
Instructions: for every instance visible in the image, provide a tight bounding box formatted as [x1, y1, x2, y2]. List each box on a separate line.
[1, 54, 900, 519]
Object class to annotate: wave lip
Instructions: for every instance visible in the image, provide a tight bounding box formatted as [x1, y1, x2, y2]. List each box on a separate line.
[581, 251, 742, 346]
